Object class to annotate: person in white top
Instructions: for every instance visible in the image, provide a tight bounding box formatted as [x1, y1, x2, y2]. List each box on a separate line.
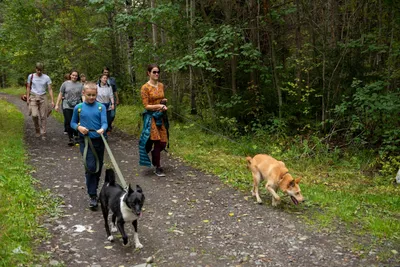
[26, 62, 55, 139]
[96, 74, 114, 133]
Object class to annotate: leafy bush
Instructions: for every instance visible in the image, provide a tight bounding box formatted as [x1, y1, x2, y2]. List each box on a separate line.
[334, 79, 400, 154]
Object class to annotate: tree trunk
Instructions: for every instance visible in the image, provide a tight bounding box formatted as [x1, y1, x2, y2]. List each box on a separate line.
[295, 0, 301, 85]
[151, 0, 157, 47]
[270, 30, 281, 119]
[189, 0, 197, 114]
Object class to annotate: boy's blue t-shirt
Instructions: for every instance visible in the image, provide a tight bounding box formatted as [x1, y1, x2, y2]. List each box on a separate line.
[71, 101, 108, 138]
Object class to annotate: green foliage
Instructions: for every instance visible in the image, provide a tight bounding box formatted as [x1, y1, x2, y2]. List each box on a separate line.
[113, 104, 143, 137]
[334, 79, 400, 155]
[0, 99, 59, 266]
[1, 0, 400, 177]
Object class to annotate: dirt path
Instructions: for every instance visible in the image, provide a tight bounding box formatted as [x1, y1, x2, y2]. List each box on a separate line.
[2, 94, 389, 266]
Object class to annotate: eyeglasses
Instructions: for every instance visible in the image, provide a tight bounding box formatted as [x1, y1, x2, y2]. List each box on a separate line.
[152, 71, 160, 74]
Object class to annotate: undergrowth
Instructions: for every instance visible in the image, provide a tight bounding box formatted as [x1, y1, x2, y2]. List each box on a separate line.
[0, 99, 61, 266]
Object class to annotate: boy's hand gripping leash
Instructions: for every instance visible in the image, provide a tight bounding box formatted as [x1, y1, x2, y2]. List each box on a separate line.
[83, 130, 128, 190]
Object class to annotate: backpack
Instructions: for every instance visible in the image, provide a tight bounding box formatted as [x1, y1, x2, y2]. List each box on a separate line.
[26, 73, 34, 90]
[76, 102, 103, 125]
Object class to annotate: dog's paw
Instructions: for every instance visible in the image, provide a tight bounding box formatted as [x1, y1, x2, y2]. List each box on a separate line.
[123, 240, 133, 247]
[107, 235, 114, 242]
[135, 242, 143, 249]
[272, 198, 280, 206]
[110, 225, 117, 233]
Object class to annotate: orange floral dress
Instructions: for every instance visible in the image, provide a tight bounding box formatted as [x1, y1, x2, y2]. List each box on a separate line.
[140, 82, 168, 142]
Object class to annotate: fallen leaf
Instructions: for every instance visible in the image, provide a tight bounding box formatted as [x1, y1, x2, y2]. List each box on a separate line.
[229, 212, 234, 217]
[203, 220, 209, 223]
[104, 246, 113, 250]
[73, 225, 86, 232]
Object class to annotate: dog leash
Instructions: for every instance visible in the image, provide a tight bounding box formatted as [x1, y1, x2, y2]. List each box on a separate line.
[83, 135, 100, 174]
[83, 130, 128, 190]
[99, 133, 128, 190]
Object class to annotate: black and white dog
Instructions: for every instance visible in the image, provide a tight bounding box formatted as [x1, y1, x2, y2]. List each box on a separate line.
[99, 169, 145, 248]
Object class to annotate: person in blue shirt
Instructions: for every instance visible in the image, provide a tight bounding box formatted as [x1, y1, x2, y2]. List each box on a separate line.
[71, 82, 108, 210]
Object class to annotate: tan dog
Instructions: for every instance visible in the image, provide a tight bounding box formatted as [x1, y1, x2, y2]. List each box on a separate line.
[246, 154, 304, 206]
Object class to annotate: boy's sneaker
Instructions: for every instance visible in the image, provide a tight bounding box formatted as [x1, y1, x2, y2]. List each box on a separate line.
[154, 167, 166, 177]
[89, 196, 98, 209]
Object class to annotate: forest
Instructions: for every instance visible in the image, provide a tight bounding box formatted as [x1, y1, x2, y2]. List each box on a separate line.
[1, 0, 400, 173]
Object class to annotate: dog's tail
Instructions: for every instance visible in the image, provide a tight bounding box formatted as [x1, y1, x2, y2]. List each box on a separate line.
[246, 156, 252, 169]
[105, 168, 116, 186]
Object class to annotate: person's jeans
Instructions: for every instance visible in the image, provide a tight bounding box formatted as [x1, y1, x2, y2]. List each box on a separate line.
[145, 140, 167, 168]
[63, 108, 77, 139]
[107, 110, 112, 132]
[79, 137, 105, 197]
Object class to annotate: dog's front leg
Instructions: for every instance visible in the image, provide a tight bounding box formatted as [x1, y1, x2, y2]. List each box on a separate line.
[117, 221, 129, 246]
[132, 220, 143, 249]
[251, 171, 263, 204]
[111, 214, 118, 233]
[266, 184, 281, 206]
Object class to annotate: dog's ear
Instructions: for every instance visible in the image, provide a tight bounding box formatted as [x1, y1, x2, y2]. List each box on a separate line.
[295, 177, 302, 184]
[128, 184, 133, 193]
[136, 184, 142, 193]
[288, 180, 295, 187]
[246, 156, 252, 164]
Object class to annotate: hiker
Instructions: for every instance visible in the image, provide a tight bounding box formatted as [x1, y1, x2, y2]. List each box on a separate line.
[62, 73, 71, 135]
[71, 82, 108, 209]
[101, 67, 119, 134]
[97, 74, 115, 134]
[55, 70, 83, 146]
[139, 64, 169, 177]
[80, 73, 87, 84]
[26, 62, 55, 140]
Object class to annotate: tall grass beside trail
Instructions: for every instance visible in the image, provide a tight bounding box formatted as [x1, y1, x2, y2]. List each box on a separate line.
[0, 99, 58, 266]
[115, 104, 400, 260]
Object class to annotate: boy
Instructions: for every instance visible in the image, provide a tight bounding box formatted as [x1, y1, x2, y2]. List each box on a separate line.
[71, 82, 108, 209]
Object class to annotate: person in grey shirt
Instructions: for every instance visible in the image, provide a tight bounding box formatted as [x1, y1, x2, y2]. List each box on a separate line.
[55, 70, 83, 146]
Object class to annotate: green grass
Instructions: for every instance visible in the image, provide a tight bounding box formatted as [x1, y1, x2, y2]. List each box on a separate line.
[0, 98, 61, 266]
[115, 103, 400, 261]
[1, 87, 26, 96]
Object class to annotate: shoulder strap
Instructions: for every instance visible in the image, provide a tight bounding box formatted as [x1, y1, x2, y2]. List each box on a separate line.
[77, 103, 102, 123]
[29, 73, 34, 90]
[77, 103, 83, 125]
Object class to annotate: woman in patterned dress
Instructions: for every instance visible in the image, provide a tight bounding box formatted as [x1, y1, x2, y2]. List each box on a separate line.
[139, 64, 168, 177]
